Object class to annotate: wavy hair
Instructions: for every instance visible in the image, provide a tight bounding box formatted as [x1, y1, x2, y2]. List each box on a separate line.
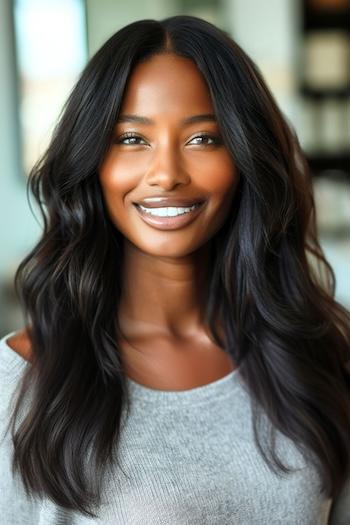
[6, 15, 350, 518]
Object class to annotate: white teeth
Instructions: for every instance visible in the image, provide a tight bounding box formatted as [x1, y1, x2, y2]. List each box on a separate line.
[138, 204, 200, 217]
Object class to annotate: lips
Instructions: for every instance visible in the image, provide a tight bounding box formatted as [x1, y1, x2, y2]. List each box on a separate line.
[133, 197, 206, 208]
[133, 199, 206, 231]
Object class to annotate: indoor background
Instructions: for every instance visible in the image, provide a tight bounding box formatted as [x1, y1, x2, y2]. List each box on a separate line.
[1, 0, 350, 337]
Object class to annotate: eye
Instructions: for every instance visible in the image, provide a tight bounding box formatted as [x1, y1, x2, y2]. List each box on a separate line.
[115, 131, 223, 146]
[188, 133, 222, 146]
[116, 132, 147, 145]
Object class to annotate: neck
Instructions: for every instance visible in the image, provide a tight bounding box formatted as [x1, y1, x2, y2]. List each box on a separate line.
[117, 238, 213, 339]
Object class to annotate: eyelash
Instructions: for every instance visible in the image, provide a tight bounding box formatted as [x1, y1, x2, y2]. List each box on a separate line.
[115, 132, 222, 147]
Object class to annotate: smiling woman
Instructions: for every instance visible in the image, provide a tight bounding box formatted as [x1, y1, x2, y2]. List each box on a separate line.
[99, 52, 238, 259]
[1, 14, 350, 525]
[97, 52, 239, 390]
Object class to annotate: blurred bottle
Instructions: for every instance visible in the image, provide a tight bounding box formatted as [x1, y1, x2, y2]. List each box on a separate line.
[303, 30, 350, 90]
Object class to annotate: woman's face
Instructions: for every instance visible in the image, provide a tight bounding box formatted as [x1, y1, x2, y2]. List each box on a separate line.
[99, 52, 239, 258]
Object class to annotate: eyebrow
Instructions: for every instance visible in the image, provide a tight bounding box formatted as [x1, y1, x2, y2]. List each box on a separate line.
[116, 113, 217, 125]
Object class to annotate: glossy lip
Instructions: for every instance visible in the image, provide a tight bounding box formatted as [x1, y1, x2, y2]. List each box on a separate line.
[133, 197, 206, 208]
[133, 201, 206, 230]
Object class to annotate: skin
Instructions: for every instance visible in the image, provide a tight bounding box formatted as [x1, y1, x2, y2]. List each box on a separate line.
[98, 52, 240, 389]
[8, 52, 240, 390]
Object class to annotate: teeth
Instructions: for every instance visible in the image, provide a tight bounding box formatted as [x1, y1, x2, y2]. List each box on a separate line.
[138, 204, 200, 217]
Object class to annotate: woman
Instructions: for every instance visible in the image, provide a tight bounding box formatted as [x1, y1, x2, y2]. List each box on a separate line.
[1, 15, 349, 524]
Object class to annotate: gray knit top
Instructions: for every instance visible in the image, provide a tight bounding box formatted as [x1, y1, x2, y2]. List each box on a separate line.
[0, 331, 349, 524]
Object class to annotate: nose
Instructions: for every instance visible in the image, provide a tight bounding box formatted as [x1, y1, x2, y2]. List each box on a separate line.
[144, 139, 190, 190]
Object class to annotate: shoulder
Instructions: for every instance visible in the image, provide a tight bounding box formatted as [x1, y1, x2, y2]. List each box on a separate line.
[2, 327, 32, 363]
[0, 331, 40, 523]
[0, 329, 32, 428]
[0, 329, 32, 438]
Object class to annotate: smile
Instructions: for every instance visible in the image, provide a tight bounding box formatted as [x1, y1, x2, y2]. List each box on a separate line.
[133, 201, 206, 230]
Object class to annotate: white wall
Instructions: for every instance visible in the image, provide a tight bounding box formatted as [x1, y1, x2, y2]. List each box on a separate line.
[225, 0, 300, 127]
[86, 0, 175, 55]
[0, 0, 42, 332]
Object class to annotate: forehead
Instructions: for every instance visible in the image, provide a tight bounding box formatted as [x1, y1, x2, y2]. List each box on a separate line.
[119, 53, 215, 118]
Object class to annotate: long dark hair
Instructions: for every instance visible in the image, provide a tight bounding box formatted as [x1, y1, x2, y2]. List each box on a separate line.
[6, 15, 350, 519]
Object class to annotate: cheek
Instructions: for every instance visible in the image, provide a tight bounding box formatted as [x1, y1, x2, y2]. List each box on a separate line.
[98, 162, 135, 232]
[99, 149, 238, 208]
[199, 153, 238, 201]
[99, 153, 138, 203]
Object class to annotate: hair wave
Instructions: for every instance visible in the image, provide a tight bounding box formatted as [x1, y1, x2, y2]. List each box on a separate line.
[5, 15, 350, 518]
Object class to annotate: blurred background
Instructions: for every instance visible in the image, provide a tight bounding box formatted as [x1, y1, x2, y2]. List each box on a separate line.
[1, 0, 350, 337]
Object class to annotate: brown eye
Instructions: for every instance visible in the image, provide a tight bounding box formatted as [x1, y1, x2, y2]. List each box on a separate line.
[188, 134, 222, 146]
[116, 133, 147, 145]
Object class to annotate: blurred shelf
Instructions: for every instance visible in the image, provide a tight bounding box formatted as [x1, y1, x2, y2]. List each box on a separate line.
[306, 152, 350, 174]
[299, 85, 350, 99]
[318, 225, 350, 240]
[303, 5, 350, 31]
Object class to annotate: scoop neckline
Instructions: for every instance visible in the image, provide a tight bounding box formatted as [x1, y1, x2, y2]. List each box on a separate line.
[126, 366, 240, 404]
[0, 331, 241, 404]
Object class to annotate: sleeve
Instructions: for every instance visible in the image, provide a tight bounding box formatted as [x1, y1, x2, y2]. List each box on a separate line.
[328, 476, 350, 525]
[0, 339, 41, 525]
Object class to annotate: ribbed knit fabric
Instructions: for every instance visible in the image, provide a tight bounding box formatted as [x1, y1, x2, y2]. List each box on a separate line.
[0, 331, 349, 524]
